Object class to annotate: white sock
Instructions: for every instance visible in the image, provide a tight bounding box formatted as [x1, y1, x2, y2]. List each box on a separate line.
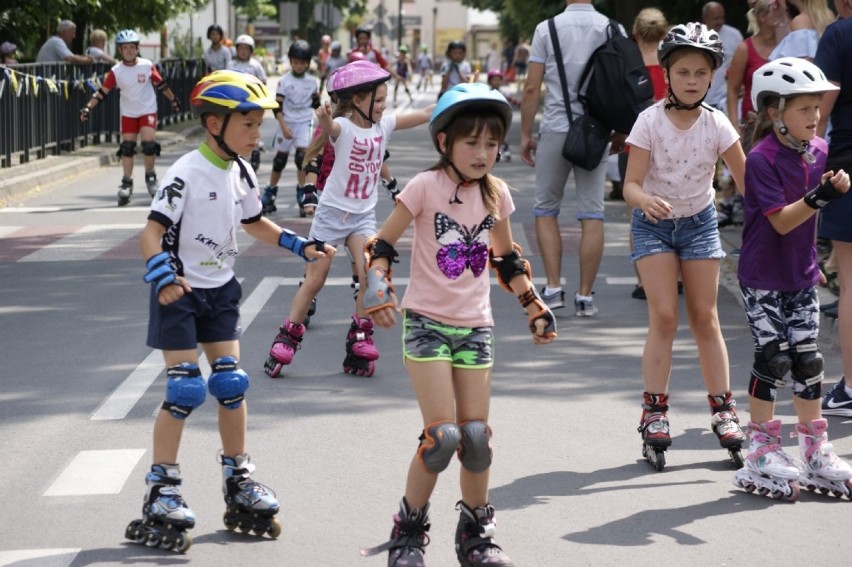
[544, 286, 562, 296]
[575, 293, 593, 302]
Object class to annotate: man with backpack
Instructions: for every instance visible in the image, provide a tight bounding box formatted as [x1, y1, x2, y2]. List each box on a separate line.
[520, 0, 639, 318]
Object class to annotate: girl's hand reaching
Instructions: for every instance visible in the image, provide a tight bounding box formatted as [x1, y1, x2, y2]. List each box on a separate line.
[639, 194, 673, 223]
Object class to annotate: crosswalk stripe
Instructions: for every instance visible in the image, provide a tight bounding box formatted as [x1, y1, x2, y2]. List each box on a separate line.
[43, 449, 146, 496]
[0, 549, 80, 566]
[18, 225, 139, 262]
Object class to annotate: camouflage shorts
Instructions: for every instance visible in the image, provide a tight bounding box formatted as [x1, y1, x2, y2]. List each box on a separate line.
[403, 310, 493, 368]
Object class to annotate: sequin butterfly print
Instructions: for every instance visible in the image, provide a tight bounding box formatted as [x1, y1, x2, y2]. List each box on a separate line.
[434, 212, 494, 279]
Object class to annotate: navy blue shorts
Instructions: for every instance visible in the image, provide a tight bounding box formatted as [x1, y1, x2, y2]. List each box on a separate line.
[147, 277, 243, 350]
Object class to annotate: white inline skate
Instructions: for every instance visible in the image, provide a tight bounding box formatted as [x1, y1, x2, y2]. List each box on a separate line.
[732, 420, 800, 501]
[796, 418, 852, 499]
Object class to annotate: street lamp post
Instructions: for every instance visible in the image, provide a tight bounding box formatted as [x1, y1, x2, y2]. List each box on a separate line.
[432, 7, 437, 60]
[398, 0, 403, 50]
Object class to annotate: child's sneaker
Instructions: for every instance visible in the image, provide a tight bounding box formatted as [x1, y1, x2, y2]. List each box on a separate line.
[822, 377, 852, 417]
[574, 293, 598, 317]
[540, 287, 564, 310]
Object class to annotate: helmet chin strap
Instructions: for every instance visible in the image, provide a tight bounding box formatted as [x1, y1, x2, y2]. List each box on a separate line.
[444, 156, 481, 205]
[212, 114, 255, 188]
[352, 90, 378, 124]
[664, 86, 709, 111]
[774, 98, 816, 164]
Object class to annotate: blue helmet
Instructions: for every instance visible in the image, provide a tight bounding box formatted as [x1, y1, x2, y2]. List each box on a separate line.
[115, 29, 140, 45]
[429, 83, 512, 149]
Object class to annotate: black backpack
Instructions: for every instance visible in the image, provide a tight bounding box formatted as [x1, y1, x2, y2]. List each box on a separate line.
[579, 20, 654, 134]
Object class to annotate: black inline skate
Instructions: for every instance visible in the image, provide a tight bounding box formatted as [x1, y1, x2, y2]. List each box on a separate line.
[638, 392, 671, 471]
[261, 185, 278, 214]
[221, 454, 281, 538]
[708, 392, 746, 468]
[455, 501, 514, 567]
[296, 183, 318, 217]
[360, 497, 431, 566]
[117, 176, 133, 207]
[125, 464, 194, 553]
[145, 170, 158, 198]
[343, 314, 379, 377]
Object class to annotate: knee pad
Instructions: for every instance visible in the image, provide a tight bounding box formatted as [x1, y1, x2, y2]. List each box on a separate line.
[208, 356, 250, 409]
[117, 140, 136, 158]
[272, 152, 288, 172]
[162, 363, 206, 419]
[791, 340, 823, 400]
[141, 140, 161, 156]
[417, 420, 462, 473]
[749, 340, 791, 402]
[458, 420, 493, 473]
[294, 148, 306, 171]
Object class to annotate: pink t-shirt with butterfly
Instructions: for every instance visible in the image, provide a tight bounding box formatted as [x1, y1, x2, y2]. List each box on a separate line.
[396, 169, 515, 328]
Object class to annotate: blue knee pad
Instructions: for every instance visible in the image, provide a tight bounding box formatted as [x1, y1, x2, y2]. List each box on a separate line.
[458, 420, 493, 473]
[272, 152, 288, 172]
[208, 356, 249, 409]
[162, 363, 206, 419]
[141, 140, 161, 156]
[418, 421, 461, 473]
[294, 148, 306, 170]
[791, 340, 823, 400]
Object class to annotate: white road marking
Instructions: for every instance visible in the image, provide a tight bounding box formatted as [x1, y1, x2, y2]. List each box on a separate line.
[0, 549, 79, 567]
[0, 225, 23, 237]
[18, 224, 138, 262]
[606, 276, 639, 285]
[43, 449, 145, 496]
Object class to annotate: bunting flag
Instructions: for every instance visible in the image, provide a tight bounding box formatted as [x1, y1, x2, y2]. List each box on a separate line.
[0, 67, 107, 99]
[0, 77, 5, 100]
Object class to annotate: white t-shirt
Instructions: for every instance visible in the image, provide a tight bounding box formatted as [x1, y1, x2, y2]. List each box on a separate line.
[318, 114, 397, 214]
[276, 72, 318, 124]
[626, 101, 740, 218]
[228, 57, 267, 82]
[103, 58, 161, 117]
[149, 143, 263, 289]
[204, 45, 232, 71]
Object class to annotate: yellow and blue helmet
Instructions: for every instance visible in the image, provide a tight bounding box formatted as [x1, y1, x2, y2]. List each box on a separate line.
[190, 70, 278, 116]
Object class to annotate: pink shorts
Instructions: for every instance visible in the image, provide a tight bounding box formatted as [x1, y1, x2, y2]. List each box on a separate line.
[121, 113, 158, 134]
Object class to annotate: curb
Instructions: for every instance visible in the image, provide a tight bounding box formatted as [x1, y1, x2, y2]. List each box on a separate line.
[0, 124, 204, 207]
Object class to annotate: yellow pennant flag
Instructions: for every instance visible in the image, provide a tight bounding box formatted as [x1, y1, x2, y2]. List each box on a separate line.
[8, 69, 18, 95]
[31, 75, 39, 96]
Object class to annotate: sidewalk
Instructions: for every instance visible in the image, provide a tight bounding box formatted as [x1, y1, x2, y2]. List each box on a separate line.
[0, 121, 204, 207]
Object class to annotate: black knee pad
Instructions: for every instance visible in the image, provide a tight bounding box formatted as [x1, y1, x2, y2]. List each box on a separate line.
[272, 152, 288, 172]
[749, 341, 791, 402]
[141, 140, 161, 156]
[117, 140, 136, 158]
[791, 340, 823, 400]
[294, 148, 306, 171]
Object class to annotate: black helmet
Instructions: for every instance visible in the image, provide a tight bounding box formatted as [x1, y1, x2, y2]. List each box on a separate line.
[446, 40, 466, 57]
[657, 22, 723, 70]
[287, 40, 312, 61]
[355, 26, 372, 39]
[207, 24, 224, 40]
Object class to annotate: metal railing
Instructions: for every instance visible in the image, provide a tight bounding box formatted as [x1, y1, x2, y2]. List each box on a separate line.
[0, 58, 206, 169]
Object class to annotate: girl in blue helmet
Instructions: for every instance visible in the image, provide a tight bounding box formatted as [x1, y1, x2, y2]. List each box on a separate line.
[360, 82, 556, 567]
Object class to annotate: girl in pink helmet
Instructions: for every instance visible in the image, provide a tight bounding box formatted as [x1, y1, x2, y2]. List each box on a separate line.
[263, 60, 434, 379]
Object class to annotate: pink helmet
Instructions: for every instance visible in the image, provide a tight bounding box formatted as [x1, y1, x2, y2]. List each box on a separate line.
[487, 69, 503, 81]
[329, 60, 390, 99]
[347, 50, 366, 63]
[321, 34, 331, 45]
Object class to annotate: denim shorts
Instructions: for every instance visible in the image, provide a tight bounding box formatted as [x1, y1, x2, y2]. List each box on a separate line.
[147, 277, 243, 350]
[629, 203, 725, 263]
[402, 310, 494, 369]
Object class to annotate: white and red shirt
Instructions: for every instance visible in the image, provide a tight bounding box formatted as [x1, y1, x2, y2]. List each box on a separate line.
[103, 58, 162, 118]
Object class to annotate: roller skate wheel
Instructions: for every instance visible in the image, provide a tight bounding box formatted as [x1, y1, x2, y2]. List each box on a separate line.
[744, 483, 756, 493]
[785, 483, 800, 502]
[239, 523, 252, 534]
[268, 517, 282, 539]
[729, 448, 745, 469]
[224, 513, 238, 531]
[175, 533, 192, 552]
[264, 357, 283, 378]
[299, 207, 307, 218]
[653, 450, 665, 471]
[757, 487, 769, 496]
[145, 532, 162, 547]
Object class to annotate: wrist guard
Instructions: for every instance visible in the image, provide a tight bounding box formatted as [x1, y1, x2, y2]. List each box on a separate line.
[489, 244, 530, 293]
[364, 235, 399, 274]
[303, 156, 322, 176]
[144, 251, 177, 294]
[79, 106, 90, 121]
[171, 98, 181, 112]
[383, 177, 400, 201]
[518, 288, 557, 338]
[363, 265, 397, 314]
[278, 228, 318, 261]
[804, 179, 844, 209]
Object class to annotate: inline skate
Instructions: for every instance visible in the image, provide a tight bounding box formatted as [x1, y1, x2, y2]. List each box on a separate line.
[261, 185, 278, 214]
[638, 392, 671, 471]
[360, 498, 431, 566]
[263, 318, 305, 378]
[796, 418, 852, 499]
[125, 464, 194, 552]
[221, 454, 281, 538]
[117, 176, 133, 207]
[455, 501, 514, 567]
[145, 170, 158, 197]
[343, 314, 379, 377]
[296, 183, 318, 217]
[732, 420, 800, 501]
[708, 392, 746, 468]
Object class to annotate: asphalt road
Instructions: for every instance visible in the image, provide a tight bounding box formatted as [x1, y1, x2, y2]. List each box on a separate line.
[0, 79, 850, 567]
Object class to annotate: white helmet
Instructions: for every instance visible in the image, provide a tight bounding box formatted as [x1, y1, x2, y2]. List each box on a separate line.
[751, 57, 838, 112]
[235, 34, 255, 50]
[115, 29, 140, 45]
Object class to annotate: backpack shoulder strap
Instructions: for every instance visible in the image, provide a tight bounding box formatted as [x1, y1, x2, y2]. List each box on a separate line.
[548, 17, 574, 125]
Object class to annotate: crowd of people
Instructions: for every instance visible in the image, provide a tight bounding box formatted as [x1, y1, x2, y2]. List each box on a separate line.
[6, 2, 852, 563]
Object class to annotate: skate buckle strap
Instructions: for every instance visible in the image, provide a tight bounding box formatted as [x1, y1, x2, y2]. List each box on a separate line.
[747, 442, 783, 462]
[638, 412, 669, 435]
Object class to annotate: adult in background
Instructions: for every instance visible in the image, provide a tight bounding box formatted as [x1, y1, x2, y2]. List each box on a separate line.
[86, 29, 117, 65]
[0, 41, 18, 65]
[520, 0, 625, 317]
[35, 20, 93, 64]
[203, 24, 231, 71]
[702, 2, 743, 111]
[817, 0, 852, 417]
